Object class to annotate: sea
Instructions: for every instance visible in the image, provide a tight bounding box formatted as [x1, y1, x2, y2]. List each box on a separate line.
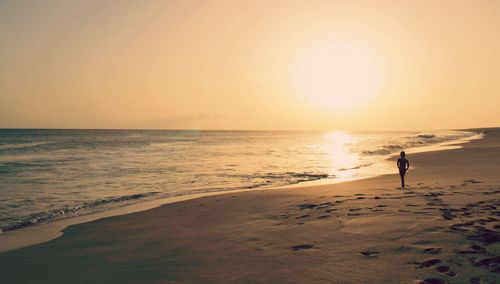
[0, 129, 479, 232]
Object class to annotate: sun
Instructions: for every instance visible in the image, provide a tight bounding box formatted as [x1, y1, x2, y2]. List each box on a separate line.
[297, 45, 378, 110]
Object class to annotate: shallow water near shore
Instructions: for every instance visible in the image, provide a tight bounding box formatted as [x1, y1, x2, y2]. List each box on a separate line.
[0, 129, 479, 232]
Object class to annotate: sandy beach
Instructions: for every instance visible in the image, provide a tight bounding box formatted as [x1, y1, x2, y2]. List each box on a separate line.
[0, 129, 498, 284]
[3, 1, 500, 283]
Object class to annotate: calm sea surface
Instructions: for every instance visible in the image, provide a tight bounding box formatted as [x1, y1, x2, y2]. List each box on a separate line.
[0, 129, 476, 232]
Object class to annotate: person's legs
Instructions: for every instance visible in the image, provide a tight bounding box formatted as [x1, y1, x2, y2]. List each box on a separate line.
[399, 171, 405, 188]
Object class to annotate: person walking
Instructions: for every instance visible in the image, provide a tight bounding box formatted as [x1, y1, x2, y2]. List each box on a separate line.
[397, 151, 410, 188]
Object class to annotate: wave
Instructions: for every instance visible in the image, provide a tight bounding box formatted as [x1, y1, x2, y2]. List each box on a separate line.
[0, 142, 51, 151]
[362, 144, 404, 156]
[338, 163, 372, 171]
[184, 172, 331, 195]
[417, 134, 436, 139]
[218, 172, 330, 184]
[361, 131, 475, 156]
[0, 171, 330, 233]
[0, 192, 160, 232]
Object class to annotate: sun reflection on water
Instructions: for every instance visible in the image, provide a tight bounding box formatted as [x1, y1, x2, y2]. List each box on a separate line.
[325, 131, 360, 179]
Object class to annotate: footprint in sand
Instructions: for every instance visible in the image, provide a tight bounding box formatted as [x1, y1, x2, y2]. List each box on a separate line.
[418, 278, 445, 284]
[483, 189, 500, 195]
[316, 205, 331, 210]
[423, 248, 441, 254]
[470, 277, 483, 284]
[446, 271, 456, 277]
[440, 208, 457, 220]
[466, 227, 500, 244]
[470, 256, 500, 272]
[360, 251, 380, 257]
[450, 221, 474, 232]
[435, 265, 449, 273]
[412, 258, 441, 268]
[475, 217, 497, 225]
[270, 214, 290, 220]
[434, 266, 458, 277]
[317, 215, 330, 219]
[298, 204, 317, 210]
[371, 205, 387, 212]
[291, 244, 314, 251]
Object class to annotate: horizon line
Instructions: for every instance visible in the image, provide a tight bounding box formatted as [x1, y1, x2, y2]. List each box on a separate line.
[0, 126, 498, 132]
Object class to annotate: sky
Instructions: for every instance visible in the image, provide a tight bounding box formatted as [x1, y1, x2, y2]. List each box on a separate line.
[1, 0, 499, 131]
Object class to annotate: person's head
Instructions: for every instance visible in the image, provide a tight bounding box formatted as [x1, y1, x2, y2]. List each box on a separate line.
[400, 151, 406, 158]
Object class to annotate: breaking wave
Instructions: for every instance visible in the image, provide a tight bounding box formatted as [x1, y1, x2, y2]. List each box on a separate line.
[1, 192, 160, 232]
[361, 131, 476, 156]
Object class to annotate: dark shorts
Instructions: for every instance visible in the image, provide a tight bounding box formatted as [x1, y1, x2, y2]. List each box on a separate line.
[399, 170, 407, 176]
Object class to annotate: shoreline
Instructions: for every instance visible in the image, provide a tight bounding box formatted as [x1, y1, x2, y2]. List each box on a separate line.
[0, 130, 484, 253]
[0, 128, 498, 283]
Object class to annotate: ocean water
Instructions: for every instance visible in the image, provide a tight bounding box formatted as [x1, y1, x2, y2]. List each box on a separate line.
[0, 129, 477, 232]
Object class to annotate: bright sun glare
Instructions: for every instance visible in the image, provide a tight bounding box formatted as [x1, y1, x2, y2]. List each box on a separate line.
[298, 45, 378, 110]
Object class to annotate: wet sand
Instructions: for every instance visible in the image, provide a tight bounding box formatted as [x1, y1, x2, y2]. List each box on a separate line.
[0, 129, 499, 283]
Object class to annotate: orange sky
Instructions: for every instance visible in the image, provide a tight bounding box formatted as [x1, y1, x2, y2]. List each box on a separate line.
[1, 0, 499, 130]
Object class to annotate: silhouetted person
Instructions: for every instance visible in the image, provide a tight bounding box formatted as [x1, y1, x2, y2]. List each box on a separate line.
[397, 151, 409, 188]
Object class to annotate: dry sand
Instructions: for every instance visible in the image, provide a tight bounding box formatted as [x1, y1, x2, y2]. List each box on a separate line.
[0, 129, 499, 284]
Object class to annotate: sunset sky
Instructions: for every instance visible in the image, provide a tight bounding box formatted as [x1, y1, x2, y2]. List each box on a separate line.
[1, 0, 499, 131]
